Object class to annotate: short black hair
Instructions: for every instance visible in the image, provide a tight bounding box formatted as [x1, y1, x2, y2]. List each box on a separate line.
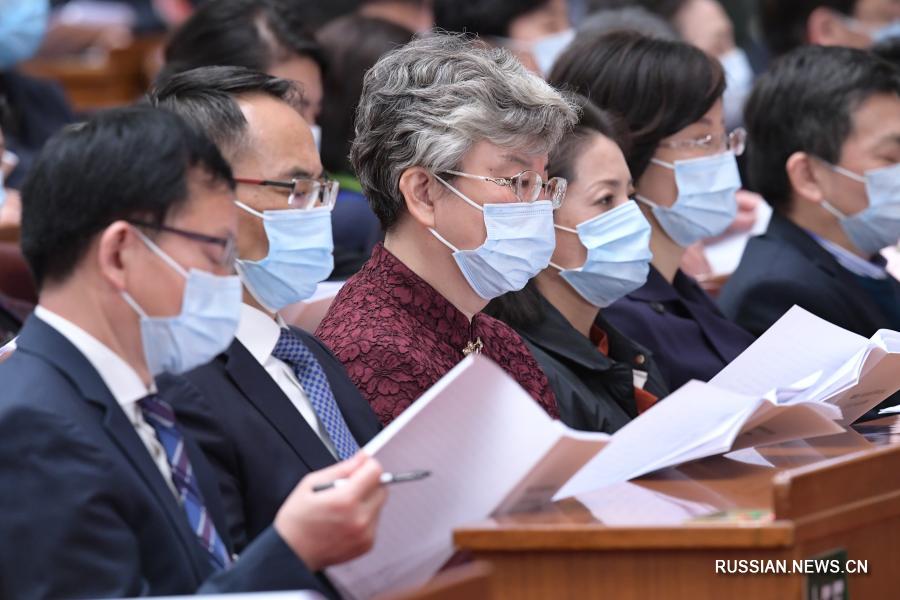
[20, 106, 234, 289]
[486, 96, 632, 329]
[549, 30, 725, 181]
[161, 0, 325, 81]
[874, 36, 900, 67]
[760, 0, 857, 57]
[433, 0, 550, 38]
[744, 45, 900, 213]
[148, 65, 304, 159]
[317, 14, 415, 175]
[636, 0, 689, 21]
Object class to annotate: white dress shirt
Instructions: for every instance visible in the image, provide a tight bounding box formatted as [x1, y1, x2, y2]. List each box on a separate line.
[34, 306, 178, 497]
[236, 304, 338, 458]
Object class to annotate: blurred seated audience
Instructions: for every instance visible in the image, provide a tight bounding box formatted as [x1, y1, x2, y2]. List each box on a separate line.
[760, 0, 900, 58]
[578, 6, 678, 40]
[433, 0, 572, 75]
[317, 12, 415, 276]
[316, 34, 577, 425]
[550, 31, 755, 391]
[720, 46, 900, 338]
[1, 0, 74, 188]
[487, 96, 669, 434]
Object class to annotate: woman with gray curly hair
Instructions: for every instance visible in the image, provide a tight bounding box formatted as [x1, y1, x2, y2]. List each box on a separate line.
[316, 33, 578, 425]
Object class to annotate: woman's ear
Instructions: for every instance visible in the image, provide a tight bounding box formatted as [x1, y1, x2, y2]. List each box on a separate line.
[96, 221, 134, 292]
[786, 151, 827, 207]
[399, 166, 438, 229]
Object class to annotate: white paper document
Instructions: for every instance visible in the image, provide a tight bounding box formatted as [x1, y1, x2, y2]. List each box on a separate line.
[711, 306, 900, 425]
[554, 380, 843, 500]
[326, 355, 609, 600]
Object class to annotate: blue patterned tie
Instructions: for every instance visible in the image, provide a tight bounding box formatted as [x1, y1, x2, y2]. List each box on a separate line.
[139, 394, 233, 571]
[271, 328, 361, 460]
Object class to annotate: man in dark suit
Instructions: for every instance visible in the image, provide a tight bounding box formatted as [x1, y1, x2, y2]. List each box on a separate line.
[0, 106, 387, 598]
[150, 66, 383, 552]
[720, 46, 900, 339]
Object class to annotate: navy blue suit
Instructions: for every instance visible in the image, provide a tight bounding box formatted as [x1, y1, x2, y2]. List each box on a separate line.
[604, 265, 756, 391]
[719, 214, 900, 338]
[0, 316, 322, 598]
[160, 327, 381, 552]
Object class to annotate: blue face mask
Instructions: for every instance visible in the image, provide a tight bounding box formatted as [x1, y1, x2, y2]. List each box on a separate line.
[821, 162, 900, 256]
[121, 230, 243, 377]
[551, 200, 653, 308]
[873, 19, 900, 43]
[532, 28, 575, 77]
[0, 0, 49, 70]
[431, 175, 556, 300]
[636, 151, 741, 247]
[235, 202, 334, 311]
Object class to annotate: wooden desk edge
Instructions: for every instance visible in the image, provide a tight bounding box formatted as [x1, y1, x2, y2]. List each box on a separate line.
[454, 520, 795, 551]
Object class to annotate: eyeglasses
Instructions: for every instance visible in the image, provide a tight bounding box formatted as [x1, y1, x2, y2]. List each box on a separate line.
[234, 176, 340, 210]
[128, 220, 237, 268]
[658, 127, 747, 157]
[442, 169, 568, 208]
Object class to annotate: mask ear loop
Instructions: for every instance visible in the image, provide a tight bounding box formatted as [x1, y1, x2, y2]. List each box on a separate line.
[235, 200, 268, 220]
[132, 227, 189, 279]
[434, 173, 485, 213]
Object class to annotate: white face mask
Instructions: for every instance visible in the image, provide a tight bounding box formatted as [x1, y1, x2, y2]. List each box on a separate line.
[430, 175, 557, 300]
[531, 28, 575, 77]
[719, 48, 754, 131]
[309, 124, 322, 152]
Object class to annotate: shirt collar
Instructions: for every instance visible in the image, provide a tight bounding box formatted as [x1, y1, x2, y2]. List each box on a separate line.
[235, 303, 285, 366]
[34, 306, 153, 406]
[805, 231, 888, 280]
[625, 264, 682, 302]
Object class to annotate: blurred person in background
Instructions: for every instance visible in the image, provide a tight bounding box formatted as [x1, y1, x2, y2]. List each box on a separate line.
[433, 0, 573, 75]
[578, 5, 679, 40]
[317, 13, 416, 277]
[0, 0, 74, 188]
[357, 0, 434, 33]
[761, 0, 900, 58]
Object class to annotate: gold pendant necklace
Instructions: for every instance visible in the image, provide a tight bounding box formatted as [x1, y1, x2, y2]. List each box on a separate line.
[462, 337, 483, 356]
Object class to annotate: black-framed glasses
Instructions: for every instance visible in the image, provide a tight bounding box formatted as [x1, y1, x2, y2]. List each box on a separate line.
[442, 169, 568, 208]
[128, 220, 237, 267]
[234, 176, 340, 210]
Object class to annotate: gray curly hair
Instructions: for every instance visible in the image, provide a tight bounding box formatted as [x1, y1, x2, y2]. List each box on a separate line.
[351, 33, 579, 230]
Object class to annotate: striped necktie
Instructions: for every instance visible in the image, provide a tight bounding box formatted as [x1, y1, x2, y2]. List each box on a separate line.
[139, 394, 232, 571]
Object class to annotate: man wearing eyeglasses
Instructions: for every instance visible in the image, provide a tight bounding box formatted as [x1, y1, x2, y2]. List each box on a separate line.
[149, 66, 384, 566]
[0, 106, 386, 597]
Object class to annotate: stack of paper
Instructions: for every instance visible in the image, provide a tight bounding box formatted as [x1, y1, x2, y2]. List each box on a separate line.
[553, 380, 843, 499]
[711, 306, 900, 425]
[326, 355, 610, 600]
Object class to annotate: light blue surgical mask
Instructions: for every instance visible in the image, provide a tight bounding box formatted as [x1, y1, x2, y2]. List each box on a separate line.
[235, 202, 335, 311]
[121, 230, 243, 377]
[431, 175, 556, 300]
[551, 200, 653, 308]
[720, 48, 754, 131]
[821, 162, 900, 256]
[873, 19, 900, 43]
[0, 0, 49, 70]
[532, 28, 575, 77]
[635, 151, 741, 247]
[0, 171, 5, 211]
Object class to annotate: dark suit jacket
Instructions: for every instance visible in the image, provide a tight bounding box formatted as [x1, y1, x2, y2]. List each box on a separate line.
[0, 316, 322, 598]
[604, 265, 756, 391]
[160, 327, 381, 552]
[513, 294, 669, 434]
[719, 213, 900, 338]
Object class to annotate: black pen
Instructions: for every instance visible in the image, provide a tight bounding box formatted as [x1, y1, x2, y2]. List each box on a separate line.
[313, 470, 431, 492]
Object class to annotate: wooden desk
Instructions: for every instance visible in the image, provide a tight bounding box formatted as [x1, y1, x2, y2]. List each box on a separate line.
[455, 417, 900, 599]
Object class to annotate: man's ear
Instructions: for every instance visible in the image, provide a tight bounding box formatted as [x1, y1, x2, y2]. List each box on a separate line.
[786, 151, 827, 206]
[398, 166, 438, 229]
[96, 221, 135, 292]
[807, 6, 851, 47]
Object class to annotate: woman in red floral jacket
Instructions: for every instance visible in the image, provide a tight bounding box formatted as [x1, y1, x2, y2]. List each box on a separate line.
[316, 33, 578, 425]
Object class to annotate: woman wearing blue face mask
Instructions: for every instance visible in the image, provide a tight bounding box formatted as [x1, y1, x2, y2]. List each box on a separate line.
[487, 98, 669, 434]
[549, 31, 755, 392]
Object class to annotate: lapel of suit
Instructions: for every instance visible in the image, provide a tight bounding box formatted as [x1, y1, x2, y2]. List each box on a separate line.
[768, 215, 888, 332]
[225, 339, 336, 472]
[15, 316, 210, 582]
[289, 327, 382, 445]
